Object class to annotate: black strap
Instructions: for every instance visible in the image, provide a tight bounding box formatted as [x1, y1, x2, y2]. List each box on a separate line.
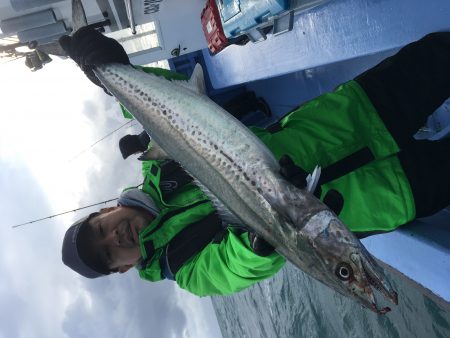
[266, 123, 375, 185]
[143, 241, 155, 262]
[164, 212, 223, 277]
[266, 120, 283, 133]
[318, 147, 374, 185]
[147, 200, 210, 239]
[138, 240, 156, 270]
[138, 200, 215, 273]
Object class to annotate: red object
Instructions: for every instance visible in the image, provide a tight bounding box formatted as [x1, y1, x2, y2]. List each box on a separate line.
[201, 0, 229, 54]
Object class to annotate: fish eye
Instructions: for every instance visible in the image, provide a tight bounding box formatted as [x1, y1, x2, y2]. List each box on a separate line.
[335, 262, 353, 281]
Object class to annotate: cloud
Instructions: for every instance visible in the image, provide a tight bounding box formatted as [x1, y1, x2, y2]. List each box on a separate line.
[0, 282, 27, 338]
[0, 58, 221, 338]
[62, 274, 189, 338]
[0, 159, 70, 338]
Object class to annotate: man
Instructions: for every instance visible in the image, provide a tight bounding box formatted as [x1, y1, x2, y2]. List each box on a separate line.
[61, 27, 450, 296]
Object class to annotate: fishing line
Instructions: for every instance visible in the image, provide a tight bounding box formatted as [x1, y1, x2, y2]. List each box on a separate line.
[11, 198, 118, 229]
[11, 183, 143, 229]
[68, 119, 135, 162]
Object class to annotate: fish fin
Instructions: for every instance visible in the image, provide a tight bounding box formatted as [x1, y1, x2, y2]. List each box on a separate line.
[72, 0, 88, 32]
[188, 64, 207, 95]
[306, 166, 321, 193]
[37, 42, 68, 57]
[172, 64, 207, 95]
[191, 177, 243, 226]
[35, 0, 87, 57]
[138, 151, 153, 161]
[138, 141, 170, 161]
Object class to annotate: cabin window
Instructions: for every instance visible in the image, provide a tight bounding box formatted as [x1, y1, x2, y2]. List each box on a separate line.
[106, 21, 161, 57]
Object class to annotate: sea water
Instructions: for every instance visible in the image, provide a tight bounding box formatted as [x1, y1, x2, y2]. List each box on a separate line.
[212, 262, 450, 337]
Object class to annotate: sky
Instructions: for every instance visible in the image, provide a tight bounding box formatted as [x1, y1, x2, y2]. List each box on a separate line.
[0, 56, 222, 338]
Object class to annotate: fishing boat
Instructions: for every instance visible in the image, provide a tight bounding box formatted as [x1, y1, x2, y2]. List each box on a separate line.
[1, 0, 449, 307]
[196, 0, 450, 307]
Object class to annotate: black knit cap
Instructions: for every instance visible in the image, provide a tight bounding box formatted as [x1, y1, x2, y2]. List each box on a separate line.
[62, 212, 110, 278]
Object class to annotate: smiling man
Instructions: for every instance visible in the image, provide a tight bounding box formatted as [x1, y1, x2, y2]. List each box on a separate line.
[66, 205, 155, 277]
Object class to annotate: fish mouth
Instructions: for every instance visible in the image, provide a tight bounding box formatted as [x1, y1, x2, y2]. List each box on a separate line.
[358, 254, 398, 314]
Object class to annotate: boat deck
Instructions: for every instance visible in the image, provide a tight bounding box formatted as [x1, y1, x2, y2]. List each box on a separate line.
[198, 0, 450, 303]
[170, 0, 450, 303]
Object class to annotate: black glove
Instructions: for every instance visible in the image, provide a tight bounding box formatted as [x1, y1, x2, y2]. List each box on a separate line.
[279, 154, 309, 189]
[119, 131, 150, 159]
[279, 154, 344, 215]
[59, 26, 130, 94]
[322, 189, 344, 216]
[248, 232, 275, 257]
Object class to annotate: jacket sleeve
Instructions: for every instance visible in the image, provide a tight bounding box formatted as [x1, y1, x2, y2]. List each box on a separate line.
[174, 228, 285, 296]
[120, 66, 189, 119]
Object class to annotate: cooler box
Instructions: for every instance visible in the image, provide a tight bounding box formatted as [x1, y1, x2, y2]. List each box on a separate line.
[201, 0, 230, 55]
[219, 0, 289, 38]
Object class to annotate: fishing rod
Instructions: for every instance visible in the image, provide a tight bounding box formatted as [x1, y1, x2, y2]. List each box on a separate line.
[11, 182, 144, 229]
[11, 198, 118, 229]
[12, 120, 144, 228]
[68, 119, 137, 162]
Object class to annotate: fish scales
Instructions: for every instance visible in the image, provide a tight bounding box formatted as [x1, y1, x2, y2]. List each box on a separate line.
[95, 64, 321, 233]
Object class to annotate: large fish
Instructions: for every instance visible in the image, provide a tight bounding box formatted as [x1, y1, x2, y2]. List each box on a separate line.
[69, 0, 397, 313]
[93, 64, 398, 313]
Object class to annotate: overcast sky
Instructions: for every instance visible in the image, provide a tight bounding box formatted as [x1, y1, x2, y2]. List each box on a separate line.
[0, 56, 222, 338]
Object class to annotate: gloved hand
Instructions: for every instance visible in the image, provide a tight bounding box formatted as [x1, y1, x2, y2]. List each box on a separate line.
[279, 154, 309, 189]
[322, 189, 344, 216]
[248, 232, 275, 257]
[119, 131, 150, 159]
[279, 154, 344, 215]
[59, 26, 130, 94]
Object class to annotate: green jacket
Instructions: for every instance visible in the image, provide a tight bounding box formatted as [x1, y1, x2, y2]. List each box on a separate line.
[252, 80, 415, 233]
[137, 159, 285, 296]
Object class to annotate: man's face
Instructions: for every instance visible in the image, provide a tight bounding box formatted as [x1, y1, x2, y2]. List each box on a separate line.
[83, 206, 154, 273]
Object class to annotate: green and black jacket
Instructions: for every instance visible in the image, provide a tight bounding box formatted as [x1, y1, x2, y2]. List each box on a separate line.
[136, 159, 285, 296]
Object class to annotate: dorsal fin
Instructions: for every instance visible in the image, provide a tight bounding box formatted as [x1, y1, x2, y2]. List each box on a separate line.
[138, 140, 170, 161]
[188, 63, 207, 95]
[37, 0, 87, 57]
[72, 0, 88, 31]
[172, 64, 207, 95]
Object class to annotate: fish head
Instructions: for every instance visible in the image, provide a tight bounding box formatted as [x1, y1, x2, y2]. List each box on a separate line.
[309, 217, 398, 314]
